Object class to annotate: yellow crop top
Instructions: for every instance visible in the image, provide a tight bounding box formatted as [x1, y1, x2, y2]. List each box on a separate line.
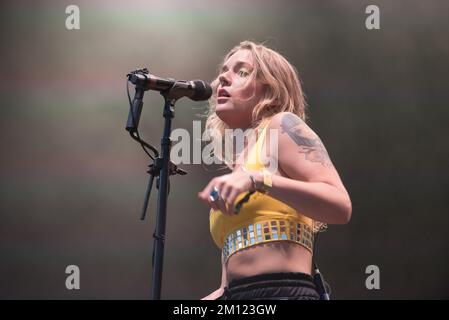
[209, 121, 318, 260]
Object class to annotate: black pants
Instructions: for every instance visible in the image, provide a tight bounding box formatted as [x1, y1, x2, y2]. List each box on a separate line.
[217, 272, 320, 300]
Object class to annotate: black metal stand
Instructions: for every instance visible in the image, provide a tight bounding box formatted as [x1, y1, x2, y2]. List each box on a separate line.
[126, 69, 187, 300]
[150, 94, 184, 300]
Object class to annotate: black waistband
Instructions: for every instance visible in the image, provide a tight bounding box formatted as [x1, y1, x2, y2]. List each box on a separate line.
[228, 272, 315, 289]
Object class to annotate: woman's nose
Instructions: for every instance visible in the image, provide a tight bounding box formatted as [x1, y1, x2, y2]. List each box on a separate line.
[219, 73, 231, 87]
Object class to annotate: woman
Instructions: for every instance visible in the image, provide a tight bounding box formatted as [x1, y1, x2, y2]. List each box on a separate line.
[198, 41, 352, 300]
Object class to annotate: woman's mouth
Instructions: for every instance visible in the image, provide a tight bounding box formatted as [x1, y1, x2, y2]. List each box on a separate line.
[217, 97, 230, 103]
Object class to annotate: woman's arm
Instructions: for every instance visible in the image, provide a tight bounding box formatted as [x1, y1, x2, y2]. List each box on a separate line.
[254, 112, 352, 224]
[198, 112, 352, 223]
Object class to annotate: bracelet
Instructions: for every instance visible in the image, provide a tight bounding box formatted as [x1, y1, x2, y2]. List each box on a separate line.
[260, 168, 273, 194]
[263, 168, 273, 188]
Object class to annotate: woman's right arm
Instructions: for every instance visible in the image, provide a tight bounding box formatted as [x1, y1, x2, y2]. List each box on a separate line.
[201, 254, 227, 300]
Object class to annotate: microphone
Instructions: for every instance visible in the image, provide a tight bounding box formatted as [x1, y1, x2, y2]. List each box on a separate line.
[127, 69, 212, 101]
[126, 68, 212, 133]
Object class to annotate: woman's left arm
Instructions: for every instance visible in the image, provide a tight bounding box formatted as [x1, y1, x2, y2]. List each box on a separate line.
[256, 112, 352, 224]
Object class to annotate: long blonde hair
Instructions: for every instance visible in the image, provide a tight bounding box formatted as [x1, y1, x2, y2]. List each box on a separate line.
[204, 40, 308, 166]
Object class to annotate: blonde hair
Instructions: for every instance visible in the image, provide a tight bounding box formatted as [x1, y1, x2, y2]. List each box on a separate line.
[204, 40, 308, 166]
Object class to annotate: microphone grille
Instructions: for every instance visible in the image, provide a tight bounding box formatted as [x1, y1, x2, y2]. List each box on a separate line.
[191, 80, 212, 101]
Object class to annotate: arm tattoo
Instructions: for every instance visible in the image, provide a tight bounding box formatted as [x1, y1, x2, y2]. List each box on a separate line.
[280, 114, 333, 168]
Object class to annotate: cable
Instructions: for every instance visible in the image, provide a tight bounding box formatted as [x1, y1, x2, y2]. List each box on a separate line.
[126, 78, 158, 160]
[312, 230, 331, 300]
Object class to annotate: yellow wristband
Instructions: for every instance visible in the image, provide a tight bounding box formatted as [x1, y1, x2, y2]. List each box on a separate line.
[261, 169, 272, 194]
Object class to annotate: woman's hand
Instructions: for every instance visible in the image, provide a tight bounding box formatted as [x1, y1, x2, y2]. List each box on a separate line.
[201, 287, 225, 300]
[198, 168, 258, 215]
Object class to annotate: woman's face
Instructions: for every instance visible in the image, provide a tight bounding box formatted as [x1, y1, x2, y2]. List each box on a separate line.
[215, 49, 264, 129]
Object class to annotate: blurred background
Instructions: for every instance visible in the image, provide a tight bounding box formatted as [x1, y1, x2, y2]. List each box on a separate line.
[0, 0, 448, 299]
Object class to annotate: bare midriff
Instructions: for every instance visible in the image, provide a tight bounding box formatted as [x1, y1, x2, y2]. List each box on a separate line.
[225, 240, 313, 283]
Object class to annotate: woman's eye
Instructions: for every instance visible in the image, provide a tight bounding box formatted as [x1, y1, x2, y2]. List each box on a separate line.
[238, 70, 250, 77]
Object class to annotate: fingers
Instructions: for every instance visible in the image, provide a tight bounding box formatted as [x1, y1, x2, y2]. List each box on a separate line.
[199, 178, 216, 200]
[216, 197, 229, 215]
[198, 178, 218, 206]
[226, 189, 241, 214]
[218, 181, 243, 216]
[198, 172, 250, 215]
[210, 197, 219, 211]
[220, 184, 233, 215]
[220, 186, 241, 215]
[198, 191, 219, 211]
[198, 178, 228, 213]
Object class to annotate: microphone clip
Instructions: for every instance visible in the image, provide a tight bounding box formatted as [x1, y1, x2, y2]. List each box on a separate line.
[127, 68, 150, 88]
[127, 67, 149, 77]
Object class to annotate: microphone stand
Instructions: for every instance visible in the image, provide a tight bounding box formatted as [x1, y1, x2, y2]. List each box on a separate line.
[126, 69, 187, 300]
[149, 93, 187, 300]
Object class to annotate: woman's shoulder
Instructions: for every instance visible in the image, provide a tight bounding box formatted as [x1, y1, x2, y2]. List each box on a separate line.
[264, 112, 313, 136]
